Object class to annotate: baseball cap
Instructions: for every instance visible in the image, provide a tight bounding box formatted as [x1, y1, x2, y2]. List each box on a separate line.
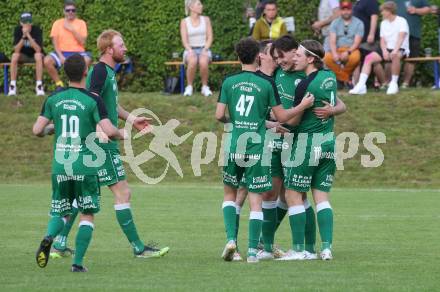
[340, 1, 353, 9]
[20, 12, 32, 23]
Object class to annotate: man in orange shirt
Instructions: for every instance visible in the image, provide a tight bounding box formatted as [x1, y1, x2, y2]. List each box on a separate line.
[44, 0, 91, 89]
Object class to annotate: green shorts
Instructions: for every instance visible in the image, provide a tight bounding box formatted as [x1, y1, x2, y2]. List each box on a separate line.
[222, 153, 272, 193]
[97, 149, 126, 186]
[271, 150, 284, 179]
[51, 174, 101, 217]
[284, 141, 336, 193]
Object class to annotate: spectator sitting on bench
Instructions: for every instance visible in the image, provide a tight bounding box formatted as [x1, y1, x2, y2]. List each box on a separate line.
[180, 0, 214, 97]
[44, 0, 91, 90]
[350, 1, 409, 95]
[8, 12, 45, 97]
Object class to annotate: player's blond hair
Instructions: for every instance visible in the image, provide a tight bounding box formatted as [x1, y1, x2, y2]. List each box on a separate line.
[97, 29, 122, 55]
[184, 0, 200, 16]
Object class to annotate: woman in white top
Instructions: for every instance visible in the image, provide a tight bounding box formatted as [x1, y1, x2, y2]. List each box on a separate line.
[180, 0, 213, 97]
[350, 1, 409, 95]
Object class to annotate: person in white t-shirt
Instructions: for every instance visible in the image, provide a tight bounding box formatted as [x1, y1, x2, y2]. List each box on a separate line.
[180, 0, 214, 97]
[350, 1, 409, 95]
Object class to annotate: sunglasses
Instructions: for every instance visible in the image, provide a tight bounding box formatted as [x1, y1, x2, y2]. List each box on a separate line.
[65, 9, 76, 13]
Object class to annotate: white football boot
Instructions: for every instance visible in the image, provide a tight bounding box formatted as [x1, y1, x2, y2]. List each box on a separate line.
[221, 240, 236, 261]
[275, 249, 306, 261]
[320, 248, 333, 261]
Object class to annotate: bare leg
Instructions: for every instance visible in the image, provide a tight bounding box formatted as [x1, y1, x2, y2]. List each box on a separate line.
[44, 56, 61, 84]
[186, 54, 197, 87]
[403, 62, 415, 85]
[10, 53, 20, 81]
[199, 54, 209, 86]
[34, 53, 44, 81]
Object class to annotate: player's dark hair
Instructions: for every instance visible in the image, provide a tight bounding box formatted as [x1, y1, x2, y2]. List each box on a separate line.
[235, 37, 260, 65]
[271, 34, 298, 58]
[259, 40, 273, 53]
[64, 53, 86, 82]
[300, 39, 325, 70]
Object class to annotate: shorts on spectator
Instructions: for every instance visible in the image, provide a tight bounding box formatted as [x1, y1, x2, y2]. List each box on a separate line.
[183, 47, 212, 63]
[409, 36, 420, 58]
[374, 48, 408, 60]
[49, 51, 91, 69]
[17, 53, 42, 63]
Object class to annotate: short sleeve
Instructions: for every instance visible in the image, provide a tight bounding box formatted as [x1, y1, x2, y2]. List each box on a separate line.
[400, 18, 409, 34]
[88, 64, 107, 96]
[40, 99, 52, 120]
[218, 79, 228, 104]
[356, 19, 364, 37]
[380, 21, 385, 37]
[268, 80, 281, 107]
[50, 20, 59, 38]
[79, 20, 87, 38]
[329, 19, 338, 34]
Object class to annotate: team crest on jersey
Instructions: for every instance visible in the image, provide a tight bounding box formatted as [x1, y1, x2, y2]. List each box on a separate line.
[321, 77, 336, 90]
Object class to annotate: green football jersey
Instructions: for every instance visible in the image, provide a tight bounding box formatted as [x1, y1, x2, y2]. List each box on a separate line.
[272, 68, 306, 150]
[218, 71, 281, 155]
[86, 62, 119, 150]
[40, 87, 108, 175]
[296, 69, 337, 140]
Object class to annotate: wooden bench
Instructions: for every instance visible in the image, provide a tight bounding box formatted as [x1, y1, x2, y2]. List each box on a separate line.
[405, 56, 440, 89]
[164, 60, 240, 94]
[1, 62, 37, 95]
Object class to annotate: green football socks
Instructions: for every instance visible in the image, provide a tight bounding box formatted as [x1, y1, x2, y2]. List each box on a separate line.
[275, 199, 288, 232]
[114, 203, 144, 254]
[53, 204, 78, 250]
[262, 201, 277, 252]
[288, 205, 306, 252]
[304, 199, 317, 253]
[73, 221, 94, 266]
[317, 201, 333, 251]
[222, 201, 237, 242]
[248, 211, 263, 252]
[46, 216, 66, 238]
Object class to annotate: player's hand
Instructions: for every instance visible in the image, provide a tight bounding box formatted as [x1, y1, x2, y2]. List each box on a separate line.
[119, 128, 129, 140]
[43, 123, 55, 136]
[332, 52, 340, 62]
[275, 124, 290, 134]
[367, 34, 375, 44]
[313, 101, 334, 119]
[300, 92, 315, 109]
[96, 130, 109, 143]
[133, 116, 153, 132]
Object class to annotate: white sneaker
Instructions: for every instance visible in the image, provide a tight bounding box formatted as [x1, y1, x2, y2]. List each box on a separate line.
[275, 249, 306, 261]
[386, 82, 399, 95]
[201, 85, 212, 97]
[320, 248, 333, 260]
[221, 240, 236, 261]
[256, 250, 274, 260]
[247, 255, 259, 263]
[349, 83, 367, 95]
[304, 251, 318, 260]
[36, 84, 45, 96]
[183, 85, 193, 96]
[8, 85, 17, 96]
[232, 251, 243, 261]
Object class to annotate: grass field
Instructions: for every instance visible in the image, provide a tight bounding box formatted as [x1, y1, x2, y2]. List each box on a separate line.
[1, 183, 439, 291]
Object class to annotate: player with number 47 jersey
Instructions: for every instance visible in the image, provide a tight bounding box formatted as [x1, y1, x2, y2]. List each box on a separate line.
[215, 37, 314, 264]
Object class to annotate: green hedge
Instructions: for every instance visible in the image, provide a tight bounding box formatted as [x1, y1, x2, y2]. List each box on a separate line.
[0, 0, 439, 91]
